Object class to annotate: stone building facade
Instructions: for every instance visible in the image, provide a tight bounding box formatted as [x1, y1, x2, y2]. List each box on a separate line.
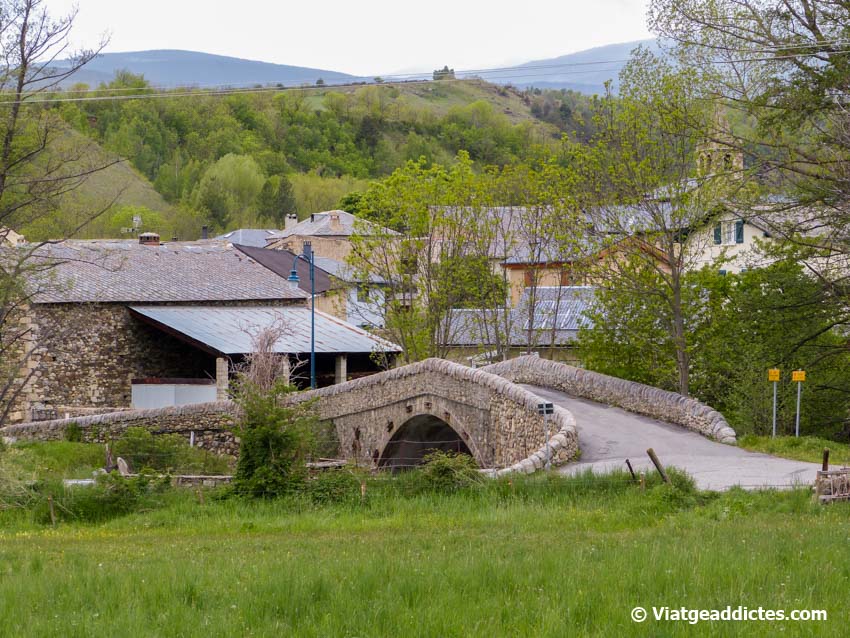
[4, 238, 399, 424]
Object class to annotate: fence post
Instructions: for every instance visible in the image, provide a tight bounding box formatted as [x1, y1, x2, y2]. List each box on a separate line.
[646, 448, 670, 484]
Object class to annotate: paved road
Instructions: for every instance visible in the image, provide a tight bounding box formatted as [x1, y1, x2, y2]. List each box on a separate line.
[524, 385, 821, 491]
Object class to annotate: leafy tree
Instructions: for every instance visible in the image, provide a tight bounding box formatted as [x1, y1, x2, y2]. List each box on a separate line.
[192, 153, 265, 229]
[232, 377, 318, 498]
[649, 0, 850, 376]
[0, 0, 112, 427]
[256, 175, 297, 226]
[567, 49, 733, 396]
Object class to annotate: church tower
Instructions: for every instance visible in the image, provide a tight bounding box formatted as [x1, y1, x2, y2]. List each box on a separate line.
[696, 110, 743, 177]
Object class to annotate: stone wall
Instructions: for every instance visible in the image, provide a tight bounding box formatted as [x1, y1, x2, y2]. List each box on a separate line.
[0, 402, 239, 455]
[293, 358, 579, 470]
[8, 302, 216, 423]
[2, 358, 584, 474]
[482, 355, 737, 444]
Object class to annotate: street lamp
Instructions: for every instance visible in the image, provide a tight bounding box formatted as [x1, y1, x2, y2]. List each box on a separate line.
[287, 241, 316, 389]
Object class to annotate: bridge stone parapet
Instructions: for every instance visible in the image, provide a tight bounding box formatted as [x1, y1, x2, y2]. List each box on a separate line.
[293, 358, 578, 471]
[482, 356, 737, 444]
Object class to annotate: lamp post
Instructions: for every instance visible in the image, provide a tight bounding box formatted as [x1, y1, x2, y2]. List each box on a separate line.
[287, 242, 316, 389]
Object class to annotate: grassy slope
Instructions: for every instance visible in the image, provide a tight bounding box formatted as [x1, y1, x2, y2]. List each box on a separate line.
[18, 126, 175, 241]
[0, 468, 847, 636]
[309, 79, 559, 129]
[739, 435, 850, 466]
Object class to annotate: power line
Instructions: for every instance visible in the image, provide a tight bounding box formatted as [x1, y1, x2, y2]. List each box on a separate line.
[3, 46, 849, 107]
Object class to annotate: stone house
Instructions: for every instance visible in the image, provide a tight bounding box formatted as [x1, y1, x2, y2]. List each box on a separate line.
[264, 210, 397, 261]
[5, 236, 399, 423]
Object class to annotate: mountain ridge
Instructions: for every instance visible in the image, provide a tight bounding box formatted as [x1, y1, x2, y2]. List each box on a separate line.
[59, 40, 660, 94]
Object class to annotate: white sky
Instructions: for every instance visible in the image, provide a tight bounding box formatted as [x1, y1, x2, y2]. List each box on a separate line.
[45, 0, 653, 76]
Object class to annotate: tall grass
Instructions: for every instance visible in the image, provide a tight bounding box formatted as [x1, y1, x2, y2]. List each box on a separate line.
[0, 468, 847, 636]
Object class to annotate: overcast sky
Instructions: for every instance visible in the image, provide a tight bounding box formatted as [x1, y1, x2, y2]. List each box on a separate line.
[44, 0, 653, 76]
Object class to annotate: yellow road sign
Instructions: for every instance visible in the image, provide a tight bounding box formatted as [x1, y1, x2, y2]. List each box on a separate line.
[768, 369, 780, 382]
[792, 370, 806, 382]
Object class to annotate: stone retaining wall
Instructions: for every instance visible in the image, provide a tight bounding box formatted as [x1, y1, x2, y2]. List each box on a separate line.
[0, 402, 239, 455]
[482, 356, 737, 444]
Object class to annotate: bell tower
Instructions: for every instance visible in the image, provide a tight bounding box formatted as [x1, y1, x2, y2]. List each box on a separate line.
[697, 110, 743, 177]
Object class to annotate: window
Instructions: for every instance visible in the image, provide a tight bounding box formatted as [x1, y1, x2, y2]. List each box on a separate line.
[714, 220, 744, 245]
[356, 285, 370, 303]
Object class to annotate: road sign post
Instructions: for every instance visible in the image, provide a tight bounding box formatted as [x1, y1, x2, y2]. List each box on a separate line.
[792, 370, 806, 437]
[537, 402, 554, 469]
[768, 369, 780, 437]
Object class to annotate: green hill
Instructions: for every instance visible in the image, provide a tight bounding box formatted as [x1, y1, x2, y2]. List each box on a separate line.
[17, 126, 182, 241]
[35, 76, 593, 238]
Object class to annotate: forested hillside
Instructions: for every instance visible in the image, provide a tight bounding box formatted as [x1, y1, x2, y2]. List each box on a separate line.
[25, 74, 596, 240]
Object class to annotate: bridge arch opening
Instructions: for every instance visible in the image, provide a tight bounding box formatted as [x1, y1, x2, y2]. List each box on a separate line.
[378, 414, 474, 470]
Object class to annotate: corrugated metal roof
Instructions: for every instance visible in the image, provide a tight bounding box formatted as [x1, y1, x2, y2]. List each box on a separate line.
[444, 286, 595, 347]
[129, 305, 401, 355]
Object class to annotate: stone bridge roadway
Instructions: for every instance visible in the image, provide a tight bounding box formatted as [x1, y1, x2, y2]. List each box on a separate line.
[528, 385, 820, 491]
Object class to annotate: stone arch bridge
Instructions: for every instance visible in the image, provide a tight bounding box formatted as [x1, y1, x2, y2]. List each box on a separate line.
[0, 356, 735, 475]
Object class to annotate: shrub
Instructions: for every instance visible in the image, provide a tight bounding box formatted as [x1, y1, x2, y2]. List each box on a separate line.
[418, 451, 483, 494]
[64, 422, 83, 443]
[308, 469, 361, 506]
[35, 472, 172, 524]
[112, 427, 231, 475]
[232, 379, 318, 498]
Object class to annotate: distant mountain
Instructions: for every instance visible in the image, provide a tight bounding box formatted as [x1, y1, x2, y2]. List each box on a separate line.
[59, 49, 361, 88]
[464, 39, 662, 94]
[55, 41, 661, 94]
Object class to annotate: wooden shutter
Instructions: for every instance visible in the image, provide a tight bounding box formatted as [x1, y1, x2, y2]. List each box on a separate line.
[735, 220, 744, 244]
[714, 224, 721, 244]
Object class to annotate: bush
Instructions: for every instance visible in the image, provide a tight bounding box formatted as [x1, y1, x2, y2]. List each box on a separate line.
[36, 472, 172, 524]
[308, 469, 362, 506]
[232, 379, 318, 498]
[64, 422, 83, 443]
[112, 427, 232, 475]
[418, 451, 483, 494]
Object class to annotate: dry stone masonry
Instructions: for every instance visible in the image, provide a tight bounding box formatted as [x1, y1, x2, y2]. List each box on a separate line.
[1, 357, 580, 473]
[482, 355, 737, 444]
[0, 402, 239, 455]
[292, 358, 579, 470]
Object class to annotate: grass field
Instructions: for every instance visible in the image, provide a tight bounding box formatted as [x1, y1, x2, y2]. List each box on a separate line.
[739, 435, 850, 466]
[1, 463, 848, 637]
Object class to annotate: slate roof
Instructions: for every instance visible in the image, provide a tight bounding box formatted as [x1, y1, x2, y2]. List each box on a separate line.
[130, 305, 402, 355]
[266, 210, 397, 241]
[445, 286, 595, 347]
[23, 240, 308, 304]
[215, 228, 282, 247]
[234, 244, 334, 294]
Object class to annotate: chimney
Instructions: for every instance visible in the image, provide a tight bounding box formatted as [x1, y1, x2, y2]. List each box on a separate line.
[329, 211, 341, 233]
[138, 232, 160, 246]
[284, 213, 298, 230]
[201, 225, 208, 240]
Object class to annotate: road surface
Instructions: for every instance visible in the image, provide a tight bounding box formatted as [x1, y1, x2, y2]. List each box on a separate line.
[524, 385, 821, 491]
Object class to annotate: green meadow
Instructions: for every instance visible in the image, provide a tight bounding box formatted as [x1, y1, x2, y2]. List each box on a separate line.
[1, 449, 848, 637]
